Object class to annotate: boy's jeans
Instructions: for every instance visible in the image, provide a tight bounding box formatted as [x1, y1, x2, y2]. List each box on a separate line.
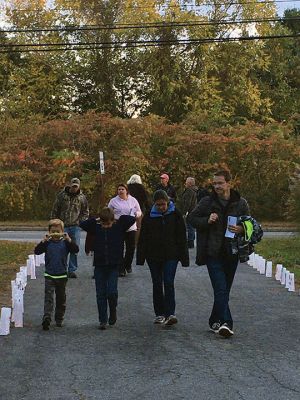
[206, 255, 239, 329]
[94, 266, 118, 324]
[64, 225, 80, 272]
[147, 260, 178, 318]
[43, 278, 67, 323]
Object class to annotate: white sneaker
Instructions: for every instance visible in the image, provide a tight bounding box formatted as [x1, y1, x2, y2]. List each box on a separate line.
[153, 316, 165, 324]
[218, 323, 234, 337]
[164, 315, 178, 326]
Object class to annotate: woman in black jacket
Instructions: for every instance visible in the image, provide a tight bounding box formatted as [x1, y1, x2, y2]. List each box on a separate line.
[136, 190, 189, 326]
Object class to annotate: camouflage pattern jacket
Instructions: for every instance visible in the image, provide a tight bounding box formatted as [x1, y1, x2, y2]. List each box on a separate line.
[51, 186, 89, 227]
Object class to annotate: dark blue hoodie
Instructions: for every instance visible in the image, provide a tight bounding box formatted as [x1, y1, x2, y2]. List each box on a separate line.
[80, 215, 135, 267]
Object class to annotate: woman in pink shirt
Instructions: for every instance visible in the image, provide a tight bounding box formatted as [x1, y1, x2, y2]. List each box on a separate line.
[108, 184, 142, 277]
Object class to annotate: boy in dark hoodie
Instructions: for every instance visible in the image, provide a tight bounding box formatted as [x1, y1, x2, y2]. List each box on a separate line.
[80, 207, 135, 330]
[34, 219, 79, 331]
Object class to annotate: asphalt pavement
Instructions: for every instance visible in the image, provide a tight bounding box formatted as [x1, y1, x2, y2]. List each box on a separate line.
[0, 233, 300, 400]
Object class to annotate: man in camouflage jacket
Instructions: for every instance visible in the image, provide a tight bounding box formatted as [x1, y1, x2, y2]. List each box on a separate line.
[51, 177, 89, 278]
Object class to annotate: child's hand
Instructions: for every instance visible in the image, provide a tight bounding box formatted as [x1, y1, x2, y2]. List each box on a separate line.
[42, 234, 50, 242]
[63, 233, 72, 242]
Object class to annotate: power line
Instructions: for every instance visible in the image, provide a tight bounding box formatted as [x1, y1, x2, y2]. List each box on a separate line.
[0, 33, 298, 54]
[1, 16, 299, 34]
[1, 0, 300, 13]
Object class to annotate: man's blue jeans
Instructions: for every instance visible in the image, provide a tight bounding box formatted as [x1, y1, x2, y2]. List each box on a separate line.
[64, 225, 81, 272]
[94, 266, 118, 324]
[206, 255, 239, 329]
[186, 222, 196, 242]
[148, 260, 178, 318]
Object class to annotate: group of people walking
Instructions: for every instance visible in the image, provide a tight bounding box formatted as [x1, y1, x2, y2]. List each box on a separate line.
[35, 169, 253, 338]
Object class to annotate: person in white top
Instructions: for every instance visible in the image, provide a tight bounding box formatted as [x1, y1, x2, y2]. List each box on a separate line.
[108, 183, 142, 277]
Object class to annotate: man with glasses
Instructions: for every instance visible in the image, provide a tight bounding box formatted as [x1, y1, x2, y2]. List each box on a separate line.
[188, 169, 249, 337]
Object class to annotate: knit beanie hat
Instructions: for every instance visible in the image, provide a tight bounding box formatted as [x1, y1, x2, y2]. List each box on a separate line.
[153, 190, 169, 202]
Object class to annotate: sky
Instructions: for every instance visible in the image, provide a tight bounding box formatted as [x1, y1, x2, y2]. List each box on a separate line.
[0, 1, 299, 26]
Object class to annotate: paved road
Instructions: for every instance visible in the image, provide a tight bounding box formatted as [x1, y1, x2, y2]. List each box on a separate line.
[0, 230, 297, 243]
[0, 234, 300, 400]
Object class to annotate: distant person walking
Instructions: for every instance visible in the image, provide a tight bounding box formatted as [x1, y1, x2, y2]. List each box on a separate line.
[181, 177, 198, 249]
[127, 174, 151, 214]
[156, 173, 177, 203]
[51, 177, 89, 278]
[188, 169, 250, 337]
[137, 190, 189, 326]
[108, 184, 142, 277]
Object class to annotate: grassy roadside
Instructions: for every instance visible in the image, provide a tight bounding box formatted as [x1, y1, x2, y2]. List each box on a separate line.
[0, 220, 47, 228]
[0, 241, 35, 308]
[255, 237, 300, 285]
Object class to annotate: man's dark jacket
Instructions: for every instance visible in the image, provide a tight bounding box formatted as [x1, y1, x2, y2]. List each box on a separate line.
[155, 183, 177, 202]
[181, 186, 198, 215]
[188, 189, 249, 265]
[136, 208, 189, 267]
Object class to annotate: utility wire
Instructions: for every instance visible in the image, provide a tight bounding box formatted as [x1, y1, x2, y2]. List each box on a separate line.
[0, 33, 298, 54]
[1, 16, 299, 34]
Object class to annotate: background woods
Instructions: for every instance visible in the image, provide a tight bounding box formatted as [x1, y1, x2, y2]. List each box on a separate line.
[0, 112, 299, 220]
[0, 1, 299, 221]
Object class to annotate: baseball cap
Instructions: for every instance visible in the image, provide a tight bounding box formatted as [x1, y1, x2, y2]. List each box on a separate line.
[160, 173, 169, 180]
[71, 177, 80, 187]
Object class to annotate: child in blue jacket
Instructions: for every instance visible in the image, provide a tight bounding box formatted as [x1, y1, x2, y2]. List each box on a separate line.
[34, 219, 79, 330]
[80, 207, 135, 330]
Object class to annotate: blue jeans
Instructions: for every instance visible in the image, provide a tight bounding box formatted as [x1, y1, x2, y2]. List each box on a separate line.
[64, 226, 81, 272]
[186, 222, 195, 242]
[94, 266, 118, 324]
[148, 260, 178, 317]
[206, 255, 239, 329]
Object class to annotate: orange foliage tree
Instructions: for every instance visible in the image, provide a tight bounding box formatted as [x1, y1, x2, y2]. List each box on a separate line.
[0, 113, 299, 220]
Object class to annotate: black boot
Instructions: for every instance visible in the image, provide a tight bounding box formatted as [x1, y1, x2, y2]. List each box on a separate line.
[108, 295, 118, 325]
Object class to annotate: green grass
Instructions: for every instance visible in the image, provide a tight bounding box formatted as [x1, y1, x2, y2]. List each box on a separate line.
[0, 241, 36, 307]
[255, 237, 300, 285]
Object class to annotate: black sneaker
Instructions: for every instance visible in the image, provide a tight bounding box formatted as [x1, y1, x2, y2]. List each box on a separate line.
[109, 310, 117, 326]
[164, 315, 178, 326]
[68, 272, 77, 278]
[42, 319, 50, 331]
[209, 322, 221, 333]
[99, 323, 107, 330]
[56, 321, 63, 327]
[126, 267, 132, 273]
[119, 271, 126, 277]
[219, 323, 234, 337]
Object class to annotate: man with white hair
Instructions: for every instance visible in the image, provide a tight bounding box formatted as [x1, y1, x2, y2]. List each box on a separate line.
[181, 177, 198, 248]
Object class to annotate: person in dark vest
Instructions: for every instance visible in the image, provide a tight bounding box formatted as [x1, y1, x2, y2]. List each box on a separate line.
[181, 177, 198, 249]
[155, 173, 177, 202]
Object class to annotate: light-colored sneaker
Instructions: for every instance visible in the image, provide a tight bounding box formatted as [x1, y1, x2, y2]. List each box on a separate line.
[164, 315, 178, 326]
[153, 316, 165, 324]
[218, 323, 234, 337]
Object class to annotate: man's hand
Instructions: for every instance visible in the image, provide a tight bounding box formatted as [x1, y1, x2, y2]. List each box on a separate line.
[228, 225, 244, 234]
[208, 213, 219, 224]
